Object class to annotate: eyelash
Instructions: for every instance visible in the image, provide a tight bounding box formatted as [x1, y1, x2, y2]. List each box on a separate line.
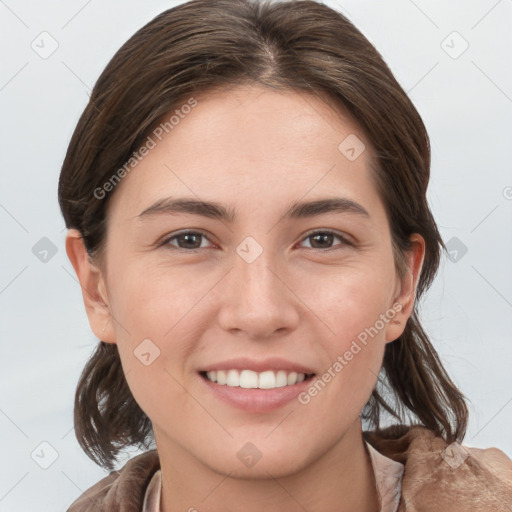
[159, 229, 353, 253]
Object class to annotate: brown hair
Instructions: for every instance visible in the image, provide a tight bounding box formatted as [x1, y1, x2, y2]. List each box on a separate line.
[59, 0, 469, 470]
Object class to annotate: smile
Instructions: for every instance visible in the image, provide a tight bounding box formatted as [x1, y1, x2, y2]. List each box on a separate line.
[202, 369, 315, 389]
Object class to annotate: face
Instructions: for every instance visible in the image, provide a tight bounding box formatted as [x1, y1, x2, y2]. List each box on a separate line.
[69, 84, 424, 479]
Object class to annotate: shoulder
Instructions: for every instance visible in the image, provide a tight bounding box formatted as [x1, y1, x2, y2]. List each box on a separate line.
[364, 424, 512, 512]
[67, 450, 160, 512]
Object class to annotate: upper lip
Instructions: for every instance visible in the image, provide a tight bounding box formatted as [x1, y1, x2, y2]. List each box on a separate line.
[200, 357, 315, 374]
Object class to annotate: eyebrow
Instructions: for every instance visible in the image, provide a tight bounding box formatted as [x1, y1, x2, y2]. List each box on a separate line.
[137, 196, 370, 223]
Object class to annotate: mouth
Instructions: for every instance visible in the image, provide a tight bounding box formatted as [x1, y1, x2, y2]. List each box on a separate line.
[199, 369, 316, 389]
[198, 358, 317, 412]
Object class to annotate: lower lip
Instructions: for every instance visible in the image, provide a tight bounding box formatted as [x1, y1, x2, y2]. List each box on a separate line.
[199, 373, 315, 412]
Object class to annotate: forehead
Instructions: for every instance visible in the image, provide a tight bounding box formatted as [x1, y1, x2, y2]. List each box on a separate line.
[106, 84, 384, 223]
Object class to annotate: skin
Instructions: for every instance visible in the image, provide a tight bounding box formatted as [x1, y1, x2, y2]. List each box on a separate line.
[67, 84, 425, 512]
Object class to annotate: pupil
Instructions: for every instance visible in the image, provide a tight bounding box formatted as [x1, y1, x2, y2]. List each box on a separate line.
[312, 233, 332, 248]
[182, 234, 199, 248]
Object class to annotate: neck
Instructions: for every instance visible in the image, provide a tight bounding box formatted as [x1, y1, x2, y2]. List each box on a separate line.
[157, 418, 379, 512]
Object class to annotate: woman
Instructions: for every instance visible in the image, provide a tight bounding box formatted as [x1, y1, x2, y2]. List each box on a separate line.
[59, 0, 512, 511]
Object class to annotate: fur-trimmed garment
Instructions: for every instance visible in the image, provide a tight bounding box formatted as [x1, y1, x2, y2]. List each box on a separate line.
[67, 425, 512, 511]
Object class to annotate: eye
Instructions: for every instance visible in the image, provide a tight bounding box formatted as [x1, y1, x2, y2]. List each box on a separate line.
[160, 229, 352, 252]
[162, 230, 214, 251]
[298, 230, 352, 251]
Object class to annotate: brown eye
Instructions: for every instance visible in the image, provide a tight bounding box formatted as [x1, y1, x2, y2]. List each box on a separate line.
[300, 230, 350, 250]
[164, 231, 213, 251]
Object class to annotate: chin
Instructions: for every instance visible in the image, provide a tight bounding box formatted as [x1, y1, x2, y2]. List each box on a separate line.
[207, 451, 312, 481]
[193, 433, 319, 481]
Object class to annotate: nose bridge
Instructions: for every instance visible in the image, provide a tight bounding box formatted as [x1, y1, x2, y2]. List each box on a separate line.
[235, 238, 282, 303]
[217, 237, 299, 337]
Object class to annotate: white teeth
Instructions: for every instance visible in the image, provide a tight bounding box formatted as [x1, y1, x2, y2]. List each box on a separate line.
[226, 369, 239, 386]
[204, 369, 309, 389]
[258, 370, 275, 389]
[287, 371, 298, 385]
[275, 370, 288, 387]
[239, 370, 258, 388]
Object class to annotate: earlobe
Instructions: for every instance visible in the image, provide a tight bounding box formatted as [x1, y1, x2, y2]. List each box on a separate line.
[65, 229, 117, 344]
[384, 234, 425, 343]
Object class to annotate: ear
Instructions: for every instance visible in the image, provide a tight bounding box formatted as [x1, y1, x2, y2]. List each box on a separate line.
[65, 229, 117, 344]
[384, 233, 425, 343]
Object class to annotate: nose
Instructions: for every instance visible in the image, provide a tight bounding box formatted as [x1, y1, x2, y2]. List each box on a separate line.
[217, 249, 300, 340]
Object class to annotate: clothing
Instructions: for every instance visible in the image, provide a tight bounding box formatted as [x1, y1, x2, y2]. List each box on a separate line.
[67, 424, 512, 512]
[141, 439, 404, 512]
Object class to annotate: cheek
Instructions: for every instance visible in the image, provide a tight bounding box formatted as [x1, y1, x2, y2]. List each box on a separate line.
[108, 259, 208, 339]
[298, 266, 393, 407]
[298, 277, 390, 426]
[301, 264, 395, 349]
[105, 266, 204, 403]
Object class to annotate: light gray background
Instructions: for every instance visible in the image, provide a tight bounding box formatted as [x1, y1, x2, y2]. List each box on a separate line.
[1, 0, 511, 510]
